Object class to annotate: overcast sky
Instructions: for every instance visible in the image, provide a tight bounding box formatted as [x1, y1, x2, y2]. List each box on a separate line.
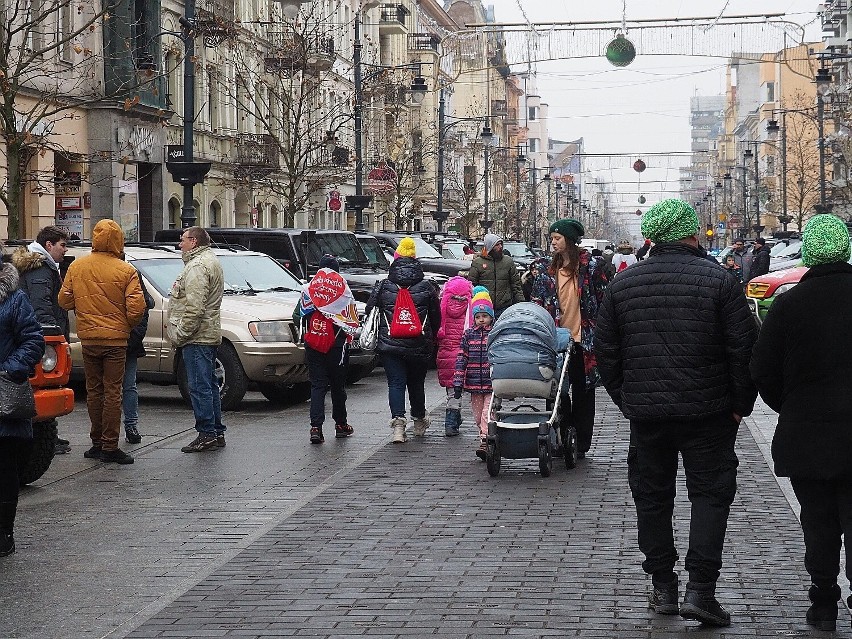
[481, 0, 823, 213]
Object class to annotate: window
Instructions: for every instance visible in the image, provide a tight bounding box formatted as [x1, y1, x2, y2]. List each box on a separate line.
[528, 138, 539, 153]
[58, 1, 72, 62]
[209, 200, 221, 227]
[207, 68, 219, 131]
[168, 198, 180, 229]
[528, 106, 538, 121]
[766, 82, 775, 103]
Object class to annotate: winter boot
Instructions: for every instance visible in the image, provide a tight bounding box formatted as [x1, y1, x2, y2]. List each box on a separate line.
[0, 500, 18, 557]
[445, 408, 461, 437]
[412, 417, 430, 437]
[649, 575, 680, 615]
[390, 417, 407, 444]
[806, 583, 840, 631]
[680, 581, 731, 627]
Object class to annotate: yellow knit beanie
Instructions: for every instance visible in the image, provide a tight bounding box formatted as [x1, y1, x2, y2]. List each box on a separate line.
[394, 236, 417, 259]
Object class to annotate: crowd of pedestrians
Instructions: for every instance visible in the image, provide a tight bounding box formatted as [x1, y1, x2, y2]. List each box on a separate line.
[1, 210, 850, 632]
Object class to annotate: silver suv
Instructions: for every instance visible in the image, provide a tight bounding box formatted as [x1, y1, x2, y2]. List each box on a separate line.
[65, 244, 373, 409]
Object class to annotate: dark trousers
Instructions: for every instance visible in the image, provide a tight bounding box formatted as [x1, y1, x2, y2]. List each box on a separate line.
[0, 436, 31, 534]
[306, 344, 348, 427]
[561, 342, 596, 453]
[381, 353, 427, 419]
[627, 414, 739, 583]
[790, 476, 852, 588]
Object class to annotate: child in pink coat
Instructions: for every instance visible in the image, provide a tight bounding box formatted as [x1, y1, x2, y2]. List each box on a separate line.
[435, 276, 473, 436]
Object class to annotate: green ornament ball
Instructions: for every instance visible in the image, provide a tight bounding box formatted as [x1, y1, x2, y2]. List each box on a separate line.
[605, 34, 636, 68]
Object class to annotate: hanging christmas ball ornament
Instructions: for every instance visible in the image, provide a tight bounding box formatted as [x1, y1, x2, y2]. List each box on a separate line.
[635, 209, 643, 216]
[605, 34, 636, 68]
[633, 159, 646, 173]
[638, 195, 646, 204]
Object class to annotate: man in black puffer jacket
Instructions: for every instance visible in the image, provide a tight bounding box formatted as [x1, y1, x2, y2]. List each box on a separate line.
[595, 199, 757, 628]
[366, 237, 441, 444]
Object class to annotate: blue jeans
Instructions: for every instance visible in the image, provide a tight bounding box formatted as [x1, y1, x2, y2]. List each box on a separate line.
[122, 355, 139, 431]
[381, 353, 427, 420]
[182, 344, 224, 436]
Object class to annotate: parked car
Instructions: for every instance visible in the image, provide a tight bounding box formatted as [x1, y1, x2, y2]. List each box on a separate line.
[746, 239, 852, 325]
[64, 244, 375, 410]
[373, 232, 470, 278]
[768, 239, 803, 272]
[155, 227, 387, 304]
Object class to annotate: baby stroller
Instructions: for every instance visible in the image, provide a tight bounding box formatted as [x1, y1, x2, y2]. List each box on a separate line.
[485, 302, 577, 477]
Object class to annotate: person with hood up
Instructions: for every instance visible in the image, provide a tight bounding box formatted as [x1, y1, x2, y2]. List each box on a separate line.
[11, 225, 72, 454]
[59, 219, 146, 465]
[293, 254, 359, 444]
[467, 233, 523, 318]
[453, 287, 494, 459]
[435, 276, 473, 437]
[595, 199, 757, 628]
[751, 214, 852, 632]
[749, 237, 771, 281]
[365, 237, 441, 444]
[0, 241, 45, 557]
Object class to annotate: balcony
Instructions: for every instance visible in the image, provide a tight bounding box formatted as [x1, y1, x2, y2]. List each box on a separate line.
[379, 4, 409, 35]
[196, 0, 236, 47]
[264, 33, 335, 74]
[491, 100, 508, 117]
[234, 134, 279, 180]
[408, 33, 439, 52]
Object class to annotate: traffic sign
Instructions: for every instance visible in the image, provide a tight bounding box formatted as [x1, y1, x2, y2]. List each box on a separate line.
[718, 222, 726, 229]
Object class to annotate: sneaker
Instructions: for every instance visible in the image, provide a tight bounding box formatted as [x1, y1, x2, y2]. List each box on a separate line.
[412, 417, 430, 437]
[57, 437, 70, 446]
[335, 423, 354, 439]
[649, 578, 680, 615]
[125, 426, 141, 444]
[216, 434, 226, 448]
[83, 445, 102, 460]
[310, 427, 324, 444]
[476, 439, 488, 460]
[54, 442, 71, 455]
[181, 434, 218, 453]
[100, 449, 134, 464]
[680, 583, 731, 627]
[445, 425, 460, 437]
[390, 417, 407, 444]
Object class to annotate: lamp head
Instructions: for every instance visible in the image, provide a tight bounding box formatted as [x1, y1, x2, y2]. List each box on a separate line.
[409, 76, 428, 104]
[279, 0, 303, 19]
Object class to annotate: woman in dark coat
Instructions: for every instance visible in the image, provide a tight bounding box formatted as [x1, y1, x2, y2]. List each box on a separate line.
[0, 249, 46, 557]
[365, 237, 441, 444]
[751, 214, 852, 632]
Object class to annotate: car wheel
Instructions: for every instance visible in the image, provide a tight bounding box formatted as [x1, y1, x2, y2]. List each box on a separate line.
[19, 419, 57, 486]
[258, 381, 311, 406]
[177, 342, 248, 411]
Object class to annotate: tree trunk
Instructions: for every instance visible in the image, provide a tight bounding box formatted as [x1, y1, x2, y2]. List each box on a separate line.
[5, 140, 23, 240]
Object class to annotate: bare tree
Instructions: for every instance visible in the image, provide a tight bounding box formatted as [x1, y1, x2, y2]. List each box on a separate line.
[781, 95, 821, 230]
[0, 0, 166, 238]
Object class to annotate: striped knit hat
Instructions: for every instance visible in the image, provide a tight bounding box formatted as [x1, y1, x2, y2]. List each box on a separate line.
[470, 285, 494, 320]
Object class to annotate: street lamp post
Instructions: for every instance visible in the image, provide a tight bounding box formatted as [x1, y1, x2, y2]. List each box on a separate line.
[515, 146, 527, 238]
[815, 66, 832, 213]
[480, 124, 493, 231]
[766, 117, 789, 230]
[555, 181, 562, 217]
[743, 143, 762, 234]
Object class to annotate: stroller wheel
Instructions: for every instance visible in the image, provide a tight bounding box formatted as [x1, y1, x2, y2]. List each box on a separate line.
[486, 438, 501, 477]
[538, 440, 552, 477]
[564, 427, 578, 470]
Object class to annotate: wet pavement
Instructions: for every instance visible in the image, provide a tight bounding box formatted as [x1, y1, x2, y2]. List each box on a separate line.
[1, 370, 850, 638]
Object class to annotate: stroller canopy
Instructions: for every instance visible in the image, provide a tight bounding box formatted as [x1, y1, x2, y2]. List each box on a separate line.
[488, 302, 558, 371]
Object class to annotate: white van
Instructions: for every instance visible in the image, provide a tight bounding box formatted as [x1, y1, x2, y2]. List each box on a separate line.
[579, 238, 610, 252]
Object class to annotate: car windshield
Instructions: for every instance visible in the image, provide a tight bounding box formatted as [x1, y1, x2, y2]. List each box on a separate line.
[357, 236, 390, 268]
[502, 241, 534, 258]
[133, 254, 302, 296]
[408, 237, 442, 258]
[305, 233, 369, 266]
[773, 241, 802, 259]
[441, 243, 467, 259]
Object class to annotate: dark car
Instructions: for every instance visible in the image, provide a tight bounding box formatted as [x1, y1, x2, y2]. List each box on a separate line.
[155, 227, 387, 303]
[372, 232, 470, 278]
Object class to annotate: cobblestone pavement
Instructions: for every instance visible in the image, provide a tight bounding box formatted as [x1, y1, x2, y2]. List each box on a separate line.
[2, 374, 850, 638]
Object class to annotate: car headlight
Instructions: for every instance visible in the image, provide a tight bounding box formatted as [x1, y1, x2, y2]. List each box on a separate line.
[774, 283, 798, 296]
[248, 321, 293, 343]
[41, 345, 58, 372]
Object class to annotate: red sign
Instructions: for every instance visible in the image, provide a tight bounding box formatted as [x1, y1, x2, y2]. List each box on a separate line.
[327, 190, 342, 211]
[367, 161, 397, 195]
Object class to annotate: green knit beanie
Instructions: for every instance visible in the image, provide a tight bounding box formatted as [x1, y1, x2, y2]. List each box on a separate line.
[801, 214, 851, 267]
[640, 199, 700, 243]
[549, 218, 585, 243]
